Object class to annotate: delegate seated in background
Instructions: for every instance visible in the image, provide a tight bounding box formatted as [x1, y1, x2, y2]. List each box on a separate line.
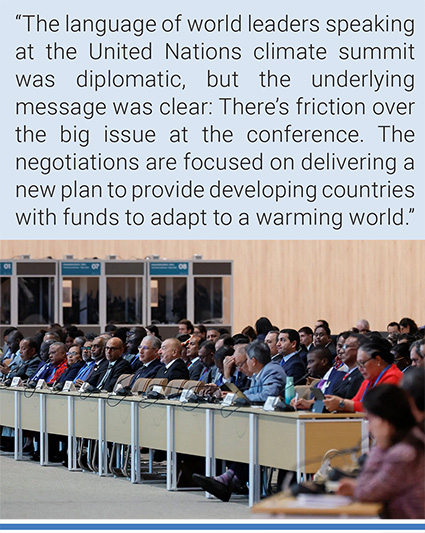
[292, 347, 345, 410]
[86, 337, 132, 392]
[55, 344, 85, 387]
[155, 338, 189, 381]
[2, 337, 41, 385]
[129, 336, 163, 386]
[29, 342, 68, 386]
[337, 385, 425, 519]
[331, 333, 364, 399]
[277, 329, 306, 385]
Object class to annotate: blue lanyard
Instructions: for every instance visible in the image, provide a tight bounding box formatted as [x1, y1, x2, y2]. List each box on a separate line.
[361, 365, 391, 402]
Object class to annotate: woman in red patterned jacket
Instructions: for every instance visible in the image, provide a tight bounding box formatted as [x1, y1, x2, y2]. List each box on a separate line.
[324, 336, 403, 413]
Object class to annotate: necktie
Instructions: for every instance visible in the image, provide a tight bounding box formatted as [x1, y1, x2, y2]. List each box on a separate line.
[74, 362, 95, 382]
[97, 364, 113, 390]
[316, 378, 326, 390]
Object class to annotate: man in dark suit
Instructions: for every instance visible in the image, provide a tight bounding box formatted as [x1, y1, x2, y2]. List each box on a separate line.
[198, 341, 217, 383]
[75, 336, 107, 389]
[313, 325, 337, 357]
[3, 337, 41, 385]
[265, 331, 282, 363]
[297, 326, 314, 365]
[277, 329, 307, 385]
[155, 338, 189, 381]
[88, 337, 132, 392]
[130, 336, 163, 386]
[293, 347, 346, 410]
[332, 334, 364, 399]
[186, 336, 203, 380]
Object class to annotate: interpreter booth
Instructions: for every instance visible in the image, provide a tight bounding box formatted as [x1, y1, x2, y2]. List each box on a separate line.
[0, 259, 58, 338]
[146, 259, 233, 338]
[59, 259, 146, 334]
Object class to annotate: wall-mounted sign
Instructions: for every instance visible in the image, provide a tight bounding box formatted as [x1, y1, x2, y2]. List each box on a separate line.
[0, 262, 13, 276]
[149, 262, 189, 276]
[61, 262, 101, 276]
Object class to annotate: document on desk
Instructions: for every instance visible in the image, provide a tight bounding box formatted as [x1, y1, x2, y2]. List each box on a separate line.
[296, 494, 353, 508]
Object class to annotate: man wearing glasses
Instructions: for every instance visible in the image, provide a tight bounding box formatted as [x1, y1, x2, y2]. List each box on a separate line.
[332, 334, 364, 399]
[85, 337, 132, 392]
[74, 336, 106, 388]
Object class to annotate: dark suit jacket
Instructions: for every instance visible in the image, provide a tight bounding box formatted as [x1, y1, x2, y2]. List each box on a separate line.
[87, 358, 109, 386]
[332, 367, 364, 399]
[188, 358, 203, 380]
[88, 357, 133, 392]
[297, 348, 308, 366]
[281, 354, 307, 385]
[130, 358, 163, 386]
[155, 358, 189, 381]
[8, 356, 42, 381]
[57, 360, 86, 383]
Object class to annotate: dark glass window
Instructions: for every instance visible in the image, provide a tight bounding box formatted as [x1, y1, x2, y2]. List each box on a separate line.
[107, 277, 143, 324]
[18, 277, 55, 324]
[194, 277, 223, 324]
[150, 277, 187, 324]
[62, 277, 99, 324]
[0, 277, 11, 324]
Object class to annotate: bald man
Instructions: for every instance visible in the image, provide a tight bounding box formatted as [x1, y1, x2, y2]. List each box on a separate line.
[86, 337, 132, 392]
[155, 338, 189, 380]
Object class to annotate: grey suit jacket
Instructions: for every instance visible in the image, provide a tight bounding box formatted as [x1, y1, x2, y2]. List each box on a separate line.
[245, 362, 287, 402]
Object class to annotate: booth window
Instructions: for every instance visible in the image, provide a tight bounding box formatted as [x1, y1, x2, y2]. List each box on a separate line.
[0, 277, 11, 324]
[62, 277, 99, 325]
[18, 277, 54, 324]
[194, 277, 224, 324]
[150, 277, 187, 324]
[107, 277, 143, 324]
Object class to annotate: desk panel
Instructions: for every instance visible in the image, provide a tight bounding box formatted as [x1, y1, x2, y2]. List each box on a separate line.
[213, 409, 250, 462]
[45, 394, 68, 436]
[174, 406, 205, 456]
[104, 399, 131, 444]
[137, 402, 167, 450]
[258, 414, 298, 469]
[73, 395, 98, 439]
[0, 388, 15, 427]
[304, 419, 363, 473]
[20, 392, 40, 431]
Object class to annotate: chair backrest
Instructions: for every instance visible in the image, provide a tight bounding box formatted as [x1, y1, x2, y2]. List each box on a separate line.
[146, 378, 168, 394]
[164, 379, 187, 396]
[131, 377, 151, 394]
[294, 378, 320, 400]
[113, 373, 134, 392]
[183, 380, 205, 394]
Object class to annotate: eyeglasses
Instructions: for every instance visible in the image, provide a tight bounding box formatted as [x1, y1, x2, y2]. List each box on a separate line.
[343, 344, 357, 351]
[105, 346, 120, 351]
[81, 346, 92, 351]
[235, 358, 247, 369]
[356, 357, 372, 369]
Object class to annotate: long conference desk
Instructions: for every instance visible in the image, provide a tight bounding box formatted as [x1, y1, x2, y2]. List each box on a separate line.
[0, 386, 368, 506]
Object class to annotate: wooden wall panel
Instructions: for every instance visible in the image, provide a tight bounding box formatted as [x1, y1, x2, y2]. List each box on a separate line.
[1, 240, 424, 334]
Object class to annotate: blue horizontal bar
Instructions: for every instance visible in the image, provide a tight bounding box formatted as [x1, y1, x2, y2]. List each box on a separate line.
[1, 524, 424, 530]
